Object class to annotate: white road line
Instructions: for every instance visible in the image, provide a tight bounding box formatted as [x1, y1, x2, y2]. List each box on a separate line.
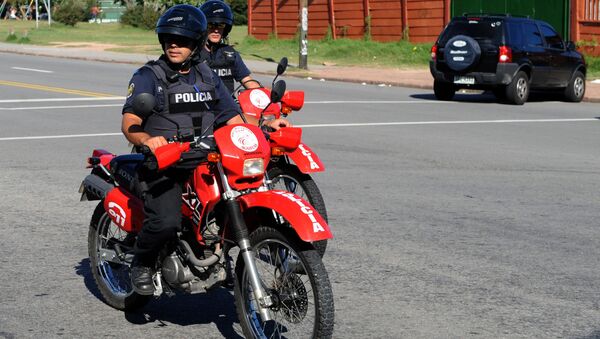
[0, 133, 122, 141]
[0, 118, 596, 141]
[11, 67, 54, 73]
[0, 97, 124, 103]
[0, 99, 436, 111]
[0, 104, 123, 110]
[304, 100, 451, 104]
[298, 118, 599, 128]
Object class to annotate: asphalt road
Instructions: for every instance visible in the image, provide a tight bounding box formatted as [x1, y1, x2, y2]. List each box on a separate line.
[1, 52, 600, 338]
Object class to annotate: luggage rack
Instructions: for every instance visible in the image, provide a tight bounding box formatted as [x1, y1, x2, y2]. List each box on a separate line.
[461, 13, 530, 19]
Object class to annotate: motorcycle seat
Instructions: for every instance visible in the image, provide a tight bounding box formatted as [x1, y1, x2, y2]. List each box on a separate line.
[109, 154, 144, 197]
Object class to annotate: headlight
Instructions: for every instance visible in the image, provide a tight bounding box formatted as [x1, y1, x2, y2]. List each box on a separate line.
[243, 158, 264, 176]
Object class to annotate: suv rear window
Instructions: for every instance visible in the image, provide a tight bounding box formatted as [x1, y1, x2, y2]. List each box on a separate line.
[439, 18, 503, 45]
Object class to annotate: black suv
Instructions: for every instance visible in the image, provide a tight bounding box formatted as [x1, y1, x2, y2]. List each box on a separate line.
[430, 14, 586, 104]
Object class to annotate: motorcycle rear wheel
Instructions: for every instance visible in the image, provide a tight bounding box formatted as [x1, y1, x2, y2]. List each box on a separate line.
[234, 226, 334, 339]
[88, 202, 151, 311]
[268, 164, 328, 257]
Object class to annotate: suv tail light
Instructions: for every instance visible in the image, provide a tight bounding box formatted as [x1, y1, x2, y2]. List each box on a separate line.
[431, 44, 438, 60]
[499, 46, 512, 63]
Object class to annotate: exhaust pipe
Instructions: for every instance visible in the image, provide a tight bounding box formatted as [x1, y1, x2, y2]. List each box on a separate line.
[179, 239, 222, 267]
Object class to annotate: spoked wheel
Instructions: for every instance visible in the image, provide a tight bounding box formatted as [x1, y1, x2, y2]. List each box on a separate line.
[268, 164, 328, 257]
[234, 227, 334, 339]
[88, 202, 150, 310]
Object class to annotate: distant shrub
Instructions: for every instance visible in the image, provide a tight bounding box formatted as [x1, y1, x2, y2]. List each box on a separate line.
[53, 0, 87, 26]
[228, 0, 247, 25]
[121, 5, 161, 30]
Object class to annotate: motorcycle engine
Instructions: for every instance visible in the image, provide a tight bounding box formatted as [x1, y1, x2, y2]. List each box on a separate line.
[161, 253, 194, 285]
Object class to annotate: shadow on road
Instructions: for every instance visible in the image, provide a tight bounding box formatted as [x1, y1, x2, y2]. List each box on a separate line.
[577, 330, 600, 339]
[75, 258, 102, 300]
[75, 258, 243, 338]
[411, 91, 573, 104]
[125, 290, 242, 338]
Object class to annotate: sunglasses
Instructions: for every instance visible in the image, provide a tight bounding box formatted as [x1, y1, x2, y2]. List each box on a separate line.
[162, 34, 194, 46]
[208, 23, 226, 30]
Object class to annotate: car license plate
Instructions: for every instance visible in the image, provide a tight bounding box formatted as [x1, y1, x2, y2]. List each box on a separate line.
[453, 76, 475, 85]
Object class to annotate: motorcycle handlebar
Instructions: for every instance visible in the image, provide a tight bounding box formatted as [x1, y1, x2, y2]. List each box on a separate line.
[139, 141, 200, 171]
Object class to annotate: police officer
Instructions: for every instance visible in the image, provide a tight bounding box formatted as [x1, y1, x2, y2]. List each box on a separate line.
[121, 4, 289, 295]
[199, 0, 260, 94]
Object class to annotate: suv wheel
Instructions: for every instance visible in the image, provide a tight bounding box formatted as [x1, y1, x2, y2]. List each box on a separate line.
[564, 71, 585, 102]
[433, 80, 455, 101]
[506, 71, 529, 105]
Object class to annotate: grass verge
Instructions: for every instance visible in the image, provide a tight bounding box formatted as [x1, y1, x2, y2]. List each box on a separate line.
[2, 21, 599, 77]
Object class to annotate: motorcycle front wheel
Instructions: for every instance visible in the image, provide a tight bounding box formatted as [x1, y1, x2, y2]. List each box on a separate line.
[268, 164, 328, 257]
[88, 202, 150, 311]
[234, 226, 334, 339]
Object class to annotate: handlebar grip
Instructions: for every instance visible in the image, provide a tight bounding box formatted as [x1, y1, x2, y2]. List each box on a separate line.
[139, 145, 152, 155]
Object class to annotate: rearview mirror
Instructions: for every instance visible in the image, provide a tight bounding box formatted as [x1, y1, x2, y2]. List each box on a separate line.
[132, 93, 156, 118]
[277, 57, 288, 75]
[270, 80, 286, 103]
[566, 41, 576, 51]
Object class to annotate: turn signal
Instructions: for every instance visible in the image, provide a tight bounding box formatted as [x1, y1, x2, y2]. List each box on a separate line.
[499, 45, 512, 63]
[271, 147, 286, 156]
[281, 106, 293, 114]
[207, 153, 221, 163]
[431, 44, 438, 60]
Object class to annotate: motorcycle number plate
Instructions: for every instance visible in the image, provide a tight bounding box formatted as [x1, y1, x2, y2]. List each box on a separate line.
[454, 75, 475, 85]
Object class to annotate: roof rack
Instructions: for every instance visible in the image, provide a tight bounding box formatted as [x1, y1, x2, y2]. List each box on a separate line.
[462, 13, 530, 19]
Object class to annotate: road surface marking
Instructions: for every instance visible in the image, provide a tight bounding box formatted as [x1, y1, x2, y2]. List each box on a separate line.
[0, 97, 124, 103]
[11, 67, 54, 73]
[0, 99, 441, 110]
[0, 80, 114, 97]
[298, 119, 599, 128]
[0, 118, 597, 141]
[0, 133, 122, 141]
[0, 104, 123, 110]
[304, 100, 453, 104]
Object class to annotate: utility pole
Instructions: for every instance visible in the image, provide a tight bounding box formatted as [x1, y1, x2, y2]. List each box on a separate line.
[298, 0, 308, 69]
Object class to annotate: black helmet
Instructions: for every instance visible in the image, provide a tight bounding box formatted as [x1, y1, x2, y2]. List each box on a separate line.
[156, 5, 208, 46]
[199, 0, 234, 38]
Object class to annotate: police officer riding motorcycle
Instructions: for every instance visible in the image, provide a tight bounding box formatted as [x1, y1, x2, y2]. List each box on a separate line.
[120, 4, 288, 295]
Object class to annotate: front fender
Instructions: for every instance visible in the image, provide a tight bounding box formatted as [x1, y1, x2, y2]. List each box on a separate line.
[288, 143, 325, 173]
[239, 190, 332, 242]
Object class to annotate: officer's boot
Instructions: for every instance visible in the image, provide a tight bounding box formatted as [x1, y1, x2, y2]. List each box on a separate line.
[130, 255, 156, 295]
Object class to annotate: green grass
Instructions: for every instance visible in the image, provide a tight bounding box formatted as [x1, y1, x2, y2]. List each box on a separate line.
[232, 35, 432, 68]
[0, 21, 160, 53]
[2, 21, 600, 76]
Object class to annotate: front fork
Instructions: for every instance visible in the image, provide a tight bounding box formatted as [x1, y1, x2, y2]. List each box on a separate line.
[217, 163, 273, 321]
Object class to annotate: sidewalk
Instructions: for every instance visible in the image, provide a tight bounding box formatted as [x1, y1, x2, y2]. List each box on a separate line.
[1, 42, 599, 102]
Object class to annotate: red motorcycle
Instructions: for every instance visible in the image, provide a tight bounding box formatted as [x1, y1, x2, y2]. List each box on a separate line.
[79, 83, 334, 338]
[237, 58, 329, 256]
